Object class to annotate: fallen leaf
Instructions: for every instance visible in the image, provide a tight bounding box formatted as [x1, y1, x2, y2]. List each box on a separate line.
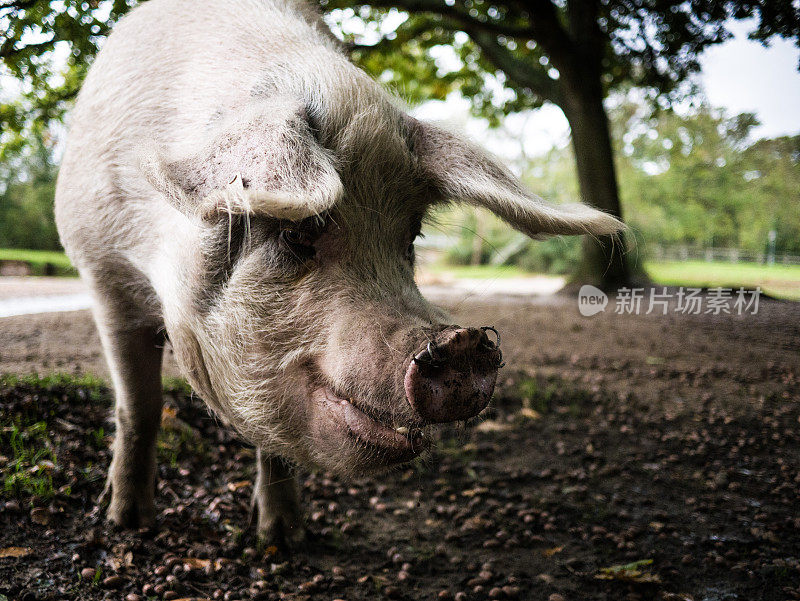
[0, 547, 32, 558]
[182, 557, 211, 570]
[596, 559, 661, 583]
[161, 406, 201, 439]
[30, 508, 50, 525]
[475, 420, 513, 433]
[519, 407, 542, 420]
[227, 480, 251, 492]
[649, 521, 665, 532]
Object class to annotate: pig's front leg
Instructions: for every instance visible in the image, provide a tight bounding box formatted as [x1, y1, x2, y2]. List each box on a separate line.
[253, 450, 304, 549]
[95, 318, 165, 528]
[87, 272, 166, 528]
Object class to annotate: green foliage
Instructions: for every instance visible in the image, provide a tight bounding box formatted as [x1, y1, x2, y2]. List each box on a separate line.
[0, 372, 106, 390]
[1, 1, 139, 162]
[0, 135, 62, 251]
[323, 1, 800, 122]
[1, 417, 57, 499]
[427, 100, 800, 274]
[612, 101, 800, 255]
[86, 427, 106, 450]
[161, 376, 193, 397]
[0, 247, 76, 274]
[3, 0, 798, 158]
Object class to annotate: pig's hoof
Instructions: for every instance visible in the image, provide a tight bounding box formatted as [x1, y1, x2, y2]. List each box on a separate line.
[257, 516, 306, 552]
[106, 494, 156, 529]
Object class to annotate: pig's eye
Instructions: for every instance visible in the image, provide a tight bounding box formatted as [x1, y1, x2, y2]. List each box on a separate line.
[279, 228, 315, 260]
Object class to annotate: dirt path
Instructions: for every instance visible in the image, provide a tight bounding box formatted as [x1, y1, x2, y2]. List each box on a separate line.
[1, 297, 799, 600]
[1, 293, 798, 414]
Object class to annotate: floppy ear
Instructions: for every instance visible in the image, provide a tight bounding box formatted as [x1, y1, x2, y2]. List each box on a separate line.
[138, 99, 343, 221]
[409, 120, 623, 237]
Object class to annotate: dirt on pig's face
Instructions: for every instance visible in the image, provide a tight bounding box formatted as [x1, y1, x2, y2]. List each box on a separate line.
[175, 183, 455, 476]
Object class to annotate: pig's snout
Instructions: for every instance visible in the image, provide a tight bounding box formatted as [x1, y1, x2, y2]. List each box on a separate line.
[404, 327, 503, 423]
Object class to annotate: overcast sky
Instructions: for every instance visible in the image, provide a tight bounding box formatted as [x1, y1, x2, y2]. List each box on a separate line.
[414, 18, 800, 159]
[701, 19, 800, 139]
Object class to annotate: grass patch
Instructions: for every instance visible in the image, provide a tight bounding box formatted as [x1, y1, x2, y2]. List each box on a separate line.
[645, 260, 800, 301]
[0, 248, 76, 276]
[162, 376, 192, 396]
[1, 418, 57, 499]
[1, 373, 193, 399]
[0, 373, 106, 390]
[0, 373, 110, 404]
[158, 428, 206, 467]
[516, 377, 559, 414]
[420, 259, 800, 301]
[511, 375, 599, 417]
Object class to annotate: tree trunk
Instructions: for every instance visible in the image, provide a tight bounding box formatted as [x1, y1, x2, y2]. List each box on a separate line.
[561, 76, 632, 290]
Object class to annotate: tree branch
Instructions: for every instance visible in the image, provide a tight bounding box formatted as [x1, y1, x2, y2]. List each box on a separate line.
[0, 0, 39, 10]
[509, 0, 575, 68]
[468, 29, 562, 104]
[362, 0, 535, 38]
[566, 0, 602, 66]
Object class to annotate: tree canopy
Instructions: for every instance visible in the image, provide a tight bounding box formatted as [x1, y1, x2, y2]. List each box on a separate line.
[324, 1, 800, 122]
[3, 0, 798, 158]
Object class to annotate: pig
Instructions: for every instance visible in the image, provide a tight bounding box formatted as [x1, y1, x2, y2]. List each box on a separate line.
[54, 0, 622, 548]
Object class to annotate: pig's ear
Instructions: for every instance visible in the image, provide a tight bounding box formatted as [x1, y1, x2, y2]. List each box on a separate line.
[409, 120, 623, 237]
[138, 102, 343, 221]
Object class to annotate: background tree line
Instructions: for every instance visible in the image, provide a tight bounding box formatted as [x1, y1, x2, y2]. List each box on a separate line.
[434, 99, 800, 272]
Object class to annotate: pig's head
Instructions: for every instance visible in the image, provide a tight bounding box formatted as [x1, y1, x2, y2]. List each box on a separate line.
[139, 90, 622, 476]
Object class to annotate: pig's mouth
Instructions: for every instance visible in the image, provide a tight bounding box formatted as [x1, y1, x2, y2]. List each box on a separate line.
[315, 387, 428, 464]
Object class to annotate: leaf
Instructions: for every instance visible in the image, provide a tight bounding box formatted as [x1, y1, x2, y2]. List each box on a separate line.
[30, 507, 50, 525]
[475, 420, 513, 432]
[519, 407, 542, 420]
[543, 546, 564, 557]
[181, 557, 211, 570]
[227, 480, 252, 492]
[0, 547, 32, 558]
[596, 559, 661, 583]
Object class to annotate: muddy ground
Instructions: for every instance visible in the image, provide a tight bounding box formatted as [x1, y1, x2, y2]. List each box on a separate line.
[1, 296, 799, 601]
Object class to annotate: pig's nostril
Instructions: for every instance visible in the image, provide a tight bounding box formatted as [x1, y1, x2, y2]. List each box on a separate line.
[480, 326, 500, 348]
[427, 341, 438, 362]
[412, 342, 443, 368]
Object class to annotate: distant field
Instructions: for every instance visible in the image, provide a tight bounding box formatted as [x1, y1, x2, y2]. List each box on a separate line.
[422, 260, 800, 300]
[0, 248, 75, 276]
[645, 260, 800, 301]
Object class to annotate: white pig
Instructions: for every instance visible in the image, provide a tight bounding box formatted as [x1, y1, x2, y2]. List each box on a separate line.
[55, 0, 622, 547]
